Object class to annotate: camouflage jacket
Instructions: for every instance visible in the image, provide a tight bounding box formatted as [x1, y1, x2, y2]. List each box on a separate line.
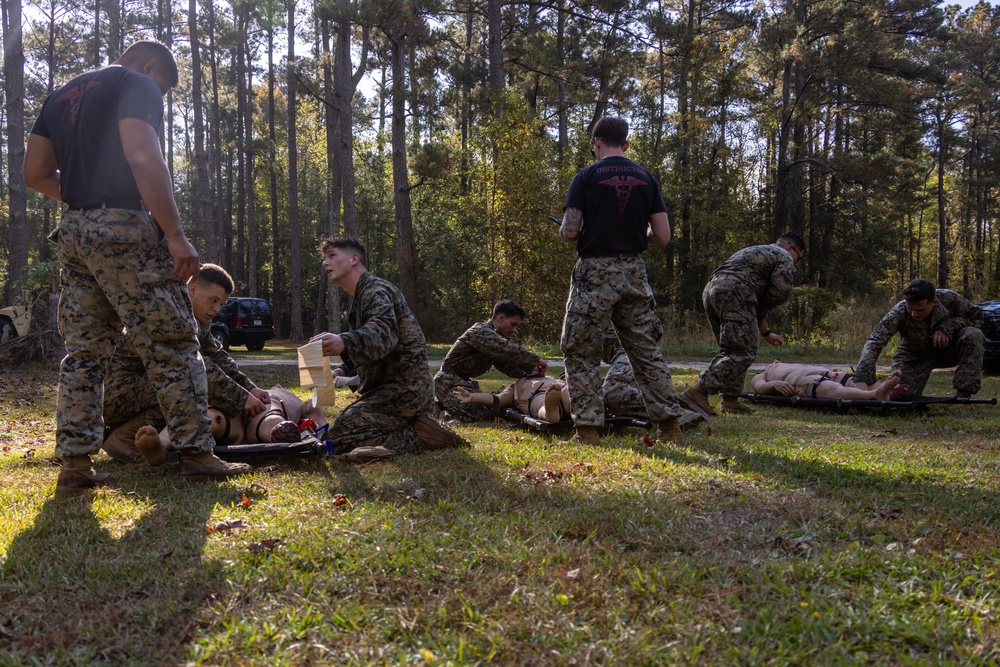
[854, 289, 984, 384]
[107, 321, 258, 416]
[340, 271, 434, 402]
[707, 244, 797, 322]
[438, 320, 539, 380]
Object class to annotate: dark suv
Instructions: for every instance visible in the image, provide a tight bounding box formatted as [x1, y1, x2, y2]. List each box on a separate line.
[981, 301, 1000, 373]
[211, 297, 275, 351]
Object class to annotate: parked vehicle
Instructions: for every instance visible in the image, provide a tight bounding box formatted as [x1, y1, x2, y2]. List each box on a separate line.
[0, 305, 30, 342]
[210, 297, 275, 351]
[980, 301, 1000, 373]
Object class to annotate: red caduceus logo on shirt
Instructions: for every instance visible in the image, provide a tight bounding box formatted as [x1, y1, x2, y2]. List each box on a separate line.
[598, 175, 647, 217]
[57, 80, 101, 127]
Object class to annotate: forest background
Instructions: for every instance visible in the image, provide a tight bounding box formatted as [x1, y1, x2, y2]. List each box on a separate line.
[1, 0, 998, 346]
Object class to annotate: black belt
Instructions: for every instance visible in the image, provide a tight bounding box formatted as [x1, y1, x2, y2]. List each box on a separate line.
[579, 251, 640, 259]
[70, 198, 144, 211]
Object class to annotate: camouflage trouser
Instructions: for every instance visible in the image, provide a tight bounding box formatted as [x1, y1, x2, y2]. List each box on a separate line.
[330, 383, 433, 454]
[103, 369, 161, 434]
[601, 368, 647, 418]
[434, 370, 494, 422]
[54, 208, 213, 457]
[699, 279, 759, 397]
[560, 256, 681, 428]
[893, 327, 985, 396]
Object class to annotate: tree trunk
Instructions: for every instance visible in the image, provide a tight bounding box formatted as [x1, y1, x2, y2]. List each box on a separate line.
[189, 0, 217, 262]
[2, 0, 28, 304]
[268, 24, 281, 336]
[936, 110, 948, 288]
[287, 0, 303, 339]
[487, 0, 503, 93]
[389, 32, 420, 317]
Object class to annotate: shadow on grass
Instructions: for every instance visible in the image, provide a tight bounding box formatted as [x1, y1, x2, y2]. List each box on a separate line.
[0, 476, 233, 666]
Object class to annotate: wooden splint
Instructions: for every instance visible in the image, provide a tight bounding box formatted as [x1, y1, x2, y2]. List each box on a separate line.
[501, 408, 650, 433]
[740, 392, 997, 413]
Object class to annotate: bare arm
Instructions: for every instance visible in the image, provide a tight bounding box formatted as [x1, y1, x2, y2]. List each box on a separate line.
[560, 207, 582, 240]
[453, 386, 509, 408]
[120, 118, 199, 282]
[751, 373, 794, 396]
[24, 135, 62, 201]
[647, 211, 671, 246]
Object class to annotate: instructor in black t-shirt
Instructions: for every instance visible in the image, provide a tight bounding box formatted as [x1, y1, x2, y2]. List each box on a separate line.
[558, 117, 687, 447]
[24, 40, 249, 497]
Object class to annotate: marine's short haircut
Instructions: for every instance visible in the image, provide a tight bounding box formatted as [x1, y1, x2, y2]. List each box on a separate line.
[320, 236, 367, 267]
[592, 117, 629, 148]
[776, 231, 806, 255]
[903, 279, 936, 303]
[197, 263, 234, 293]
[492, 300, 527, 320]
[121, 40, 179, 88]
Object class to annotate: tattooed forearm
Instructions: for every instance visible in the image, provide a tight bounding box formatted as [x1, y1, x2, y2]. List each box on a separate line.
[560, 208, 582, 240]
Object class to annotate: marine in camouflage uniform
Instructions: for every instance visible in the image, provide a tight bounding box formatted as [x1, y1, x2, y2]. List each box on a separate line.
[435, 320, 541, 422]
[600, 337, 646, 419]
[54, 208, 213, 458]
[693, 240, 801, 400]
[559, 117, 683, 441]
[330, 271, 435, 454]
[855, 285, 984, 397]
[600, 330, 706, 430]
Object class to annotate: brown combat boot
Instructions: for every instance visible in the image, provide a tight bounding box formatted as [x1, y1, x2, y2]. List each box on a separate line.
[55, 455, 115, 497]
[571, 425, 601, 446]
[679, 382, 713, 416]
[720, 395, 754, 414]
[653, 416, 684, 445]
[179, 451, 252, 480]
[414, 414, 470, 450]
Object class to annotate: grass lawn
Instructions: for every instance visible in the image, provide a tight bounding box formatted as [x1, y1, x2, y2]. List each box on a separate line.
[1, 363, 999, 665]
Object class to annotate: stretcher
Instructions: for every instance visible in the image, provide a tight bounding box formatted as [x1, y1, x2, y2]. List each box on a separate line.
[740, 392, 996, 413]
[213, 424, 348, 460]
[501, 408, 650, 433]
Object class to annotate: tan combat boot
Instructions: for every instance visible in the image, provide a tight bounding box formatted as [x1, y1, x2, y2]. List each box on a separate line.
[679, 382, 713, 416]
[653, 416, 684, 445]
[571, 425, 601, 446]
[179, 451, 252, 480]
[55, 455, 115, 497]
[720, 395, 754, 414]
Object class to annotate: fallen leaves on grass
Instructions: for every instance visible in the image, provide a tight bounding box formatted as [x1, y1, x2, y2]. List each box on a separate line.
[772, 534, 815, 554]
[333, 493, 349, 506]
[870, 428, 899, 438]
[258, 465, 279, 473]
[22, 448, 34, 458]
[409, 488, 427, 501]
[557, 567, 581, 582]
[876, 506, 902, 520]
[526, 469, 563, 484]
[706, 426, 713, 436]
[207, 518, 250, 534]
[240, 494, 253, 508]
[247, 537, 281, 553]
[642, 433, 655, 448]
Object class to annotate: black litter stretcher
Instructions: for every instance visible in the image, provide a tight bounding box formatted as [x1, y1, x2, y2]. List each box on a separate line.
[740, 392, 997, 413]
[213, 433, 329, 460]
[502, 408, 650, 434]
